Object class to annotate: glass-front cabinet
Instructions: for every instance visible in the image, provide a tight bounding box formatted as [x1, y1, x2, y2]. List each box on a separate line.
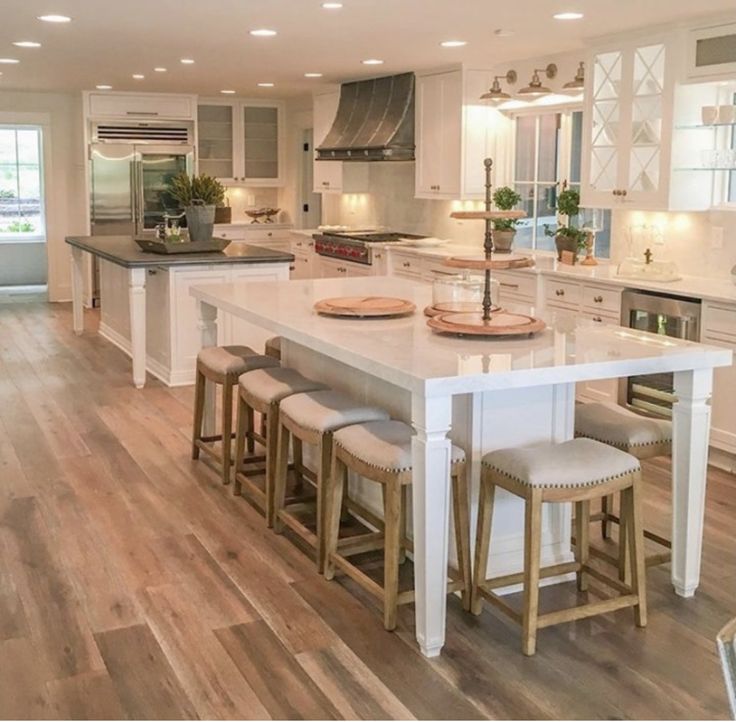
[196, 99, 284, 186]
[581, 37, 675, 210]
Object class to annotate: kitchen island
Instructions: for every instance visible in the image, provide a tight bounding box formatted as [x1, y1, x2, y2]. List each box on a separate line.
[66, 235, 293, 388]
[190, 275, 731, 659]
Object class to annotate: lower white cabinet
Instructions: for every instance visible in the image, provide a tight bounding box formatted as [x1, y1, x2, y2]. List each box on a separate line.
[317, 257, 373, 278]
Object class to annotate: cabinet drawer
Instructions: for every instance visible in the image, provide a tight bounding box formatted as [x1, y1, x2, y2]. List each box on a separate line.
[582, 310, 620, 326]
[215, 227, 248, 241]
[495, 272, 537, 302]
[546, 279, 581, 307]
[704, 304, 736, 340]
[422, 259, 458, 280]
[88, 92, 195, 119]
[240, 229, 290, 241]
[291, 237, 314, 253]
[390, 251, 422, 278]
[582, 285, 622, 315]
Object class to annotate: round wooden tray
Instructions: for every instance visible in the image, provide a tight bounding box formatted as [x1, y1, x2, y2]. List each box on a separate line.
[443, 255, 535, 270]
[314, 296, 416, 318]
[424, 302, 501, 317]
[449, 210, 527, 221]
[427, 311, 546, 337]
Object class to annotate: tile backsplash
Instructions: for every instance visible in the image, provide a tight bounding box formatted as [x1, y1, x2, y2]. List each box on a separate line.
[223, 186, 281, 223]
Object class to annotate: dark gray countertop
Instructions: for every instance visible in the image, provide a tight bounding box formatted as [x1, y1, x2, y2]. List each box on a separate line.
[65, 235, 294, 268]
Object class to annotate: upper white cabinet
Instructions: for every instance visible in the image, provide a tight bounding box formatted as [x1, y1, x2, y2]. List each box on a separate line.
[415, 67, 512, 200]
[312, 91, 369, 194]
[197, 98, 285, 186]
[685, 20, 736, 82]
[86, 92, 197, 120]
[581, 38, 676, 210]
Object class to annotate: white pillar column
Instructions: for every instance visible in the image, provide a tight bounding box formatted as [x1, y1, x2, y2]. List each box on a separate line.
[70, 246, 85, 335]
[198, 299, 219, 436]
[128, 267, 147, 389]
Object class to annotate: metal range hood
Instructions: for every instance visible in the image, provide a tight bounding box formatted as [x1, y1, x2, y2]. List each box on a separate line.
[316, 72, 415, 162]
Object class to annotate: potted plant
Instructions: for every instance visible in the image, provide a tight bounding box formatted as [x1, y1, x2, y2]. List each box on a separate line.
[491, 186, 522, 253]
[168, 173, 225, 243]
[545, 188, 588, 262]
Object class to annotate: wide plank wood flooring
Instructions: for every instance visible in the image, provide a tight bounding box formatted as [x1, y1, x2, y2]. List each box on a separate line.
[0, 298, 735, 719]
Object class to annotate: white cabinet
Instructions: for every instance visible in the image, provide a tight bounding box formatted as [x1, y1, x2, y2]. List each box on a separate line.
[312, 91, 369, 194]
[317, 257, 373, 278]
[197, 99, 285, 186]
[290, 235, 315, 280]
[389, 250, 424, 279]
[581, 37, 676, 210]
[685, 20, 736, 81]
[86, 92, 197, 120]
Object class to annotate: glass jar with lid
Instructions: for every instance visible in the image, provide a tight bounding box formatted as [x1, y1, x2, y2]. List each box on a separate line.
[432, 271, 500, 312]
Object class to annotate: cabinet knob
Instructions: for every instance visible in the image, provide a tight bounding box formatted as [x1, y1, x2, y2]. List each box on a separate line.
[267, 232, 272, 237]
[289, 265, 295, 271]
[296, 241, 303, 247]
[375, 253, 382, 259]
[402, 262, 411, 268]
[621, 189, 628, 197]
[593, 316, 603, 323]
[555, 289, 565, 297]
[594, 295, 603, 303]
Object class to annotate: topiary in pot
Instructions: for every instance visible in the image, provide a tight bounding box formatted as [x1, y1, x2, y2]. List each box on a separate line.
[167, 173, 226, 242]
[491, 186, 522, 253]
[544, 188, 588, 262]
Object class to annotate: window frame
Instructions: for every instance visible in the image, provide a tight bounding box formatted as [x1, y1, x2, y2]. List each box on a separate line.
[0, 124, 46, 244]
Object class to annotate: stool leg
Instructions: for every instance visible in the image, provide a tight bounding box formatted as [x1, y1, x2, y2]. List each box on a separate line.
[451, 467, 472, 611]
[220, 380, 234, 486]
[618, 492, 630, 584]
[245, 406, 255, 455]
[293, 438, 305, 495]
[316, 434, 333, 574]
[471, 475, 495, 616]
[383, 480, 402, 631]
[574, 500, 590, 592]
[264, 406, 280, 528]
[625, 477, 648, 628]
[522, 490, 542, 657]
[273, 423, 291, 534]
[192, 368, 205, 460]
[398, 485, 408, 565]
[324, 454, 346, 582]
[233, 394, 247, 496]
[601, 494, 612, 539]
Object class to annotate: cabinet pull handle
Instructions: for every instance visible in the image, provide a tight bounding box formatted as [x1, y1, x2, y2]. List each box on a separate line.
[500, 282, 519, 289]
[621, 189, 628, 197]
[593, 316, 602, 323]
[555, 289, 565, 297]
[594, 295, 603, 303]
[402, 262, 411, 268]
[375, 253, 382, 259]
[289, 265, 295, 271]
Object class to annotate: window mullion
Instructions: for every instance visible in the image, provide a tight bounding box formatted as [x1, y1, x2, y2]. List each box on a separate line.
[532, 116, 541, 248]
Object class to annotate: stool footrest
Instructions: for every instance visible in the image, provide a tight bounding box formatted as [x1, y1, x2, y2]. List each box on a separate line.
[537, 593, 639, 629]
[483, 561, 579, 591]
[337, 532, 385, 557]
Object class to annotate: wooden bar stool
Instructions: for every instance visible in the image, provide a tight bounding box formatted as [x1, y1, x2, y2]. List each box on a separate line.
[323, 420, 472, 631]
[192, 345, 279, 486]
[234, 367, 327, 525]
[273, 389, 390, 572]
[575, 401, 672, 570]
[264, 336, 282, 362]
[472, 438, 647, 656]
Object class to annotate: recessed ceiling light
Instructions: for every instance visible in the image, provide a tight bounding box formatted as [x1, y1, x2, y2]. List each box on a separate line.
[553, 11, 584, 19]
[37, 14, 71, 22]
[257, 82, 275, 87]
[362, 59, 384, 65]
[180, 58, 195, 64]
[0, 58, 20, 64]
[132, 74, 145, 80]
[220, 89, 236, 94]
[154, 67, 167, 73]
[96, 85, 112, 90]
[322, 2, 343, 8]
[13, 41, 42, 48]
[304, 72, 323, 78]
[250, 29, 277, 37]
[494, 28, 515, 37]
[441, 40, 467, 48]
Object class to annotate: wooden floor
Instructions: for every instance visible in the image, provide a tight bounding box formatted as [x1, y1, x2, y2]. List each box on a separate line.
[1, 298, 735, 720]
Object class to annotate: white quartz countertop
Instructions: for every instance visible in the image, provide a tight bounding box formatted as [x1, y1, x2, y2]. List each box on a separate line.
[191, 277, 730, 396]
[214, 222, 294, 230]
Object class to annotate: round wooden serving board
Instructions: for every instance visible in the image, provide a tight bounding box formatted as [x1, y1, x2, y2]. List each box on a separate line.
[314, 296, 416, 318]
[424, 302, 501, 317]
[443, 255, 535, 271]
[427, 311, 546, 337]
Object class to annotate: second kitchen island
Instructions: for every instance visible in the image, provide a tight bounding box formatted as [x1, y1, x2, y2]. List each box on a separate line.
[66, 235, 293, 387]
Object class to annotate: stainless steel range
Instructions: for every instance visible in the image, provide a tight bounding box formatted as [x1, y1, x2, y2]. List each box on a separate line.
[313, 230, 427, 266]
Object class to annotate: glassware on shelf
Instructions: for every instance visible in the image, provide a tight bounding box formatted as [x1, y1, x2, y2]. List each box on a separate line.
[432, 271, 499, 311]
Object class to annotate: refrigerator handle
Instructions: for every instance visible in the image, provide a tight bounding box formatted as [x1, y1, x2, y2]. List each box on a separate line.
[133, 156, 144, 234]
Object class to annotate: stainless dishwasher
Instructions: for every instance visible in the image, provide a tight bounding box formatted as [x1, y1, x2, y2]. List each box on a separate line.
[619, 289, 702, 417]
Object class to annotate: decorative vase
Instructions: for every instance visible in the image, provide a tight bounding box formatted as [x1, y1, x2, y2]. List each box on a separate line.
[493, 229, 516, 253]
[555, 234, 579, 262]
[185, 204, 215, 243]
[214, 206, 232, 224]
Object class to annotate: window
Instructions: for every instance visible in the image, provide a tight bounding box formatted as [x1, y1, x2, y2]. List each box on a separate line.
[0, 126, 45, 241]
[512, 109, 611, 257]
[729, 92, 736, 204]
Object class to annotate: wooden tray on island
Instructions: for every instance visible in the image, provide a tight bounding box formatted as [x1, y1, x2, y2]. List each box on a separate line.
[135, 237, 231, 255]
[424, 302, 501, 317]
[427, 310, 546, 337]
[443, 254, 535, 271]
[314, 296, 416, 318]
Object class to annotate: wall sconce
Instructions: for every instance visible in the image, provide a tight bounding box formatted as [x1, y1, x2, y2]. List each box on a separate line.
[517, 63, 558, 98]
[480, 70, 517, 105]
[562, 61, 585, 94]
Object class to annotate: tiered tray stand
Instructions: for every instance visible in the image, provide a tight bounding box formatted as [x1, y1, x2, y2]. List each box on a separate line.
[427, 158, 546, 338]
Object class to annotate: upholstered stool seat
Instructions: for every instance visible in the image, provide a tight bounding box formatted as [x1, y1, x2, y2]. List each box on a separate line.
[473, 438, 647, 656]
[575, 401, 673, 569]
[234, 367, 326, 524]
[192, 345, 280, 486]
[265, 336, 282, 362]
[273, 390, 390, 572]
[325, 420, 471, 631]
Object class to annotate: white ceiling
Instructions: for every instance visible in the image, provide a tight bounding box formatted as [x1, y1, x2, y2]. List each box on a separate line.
[0, 0, 734, 98]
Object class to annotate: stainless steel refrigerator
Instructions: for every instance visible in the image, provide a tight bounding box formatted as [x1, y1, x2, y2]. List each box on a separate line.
[89, 121, 195, 300]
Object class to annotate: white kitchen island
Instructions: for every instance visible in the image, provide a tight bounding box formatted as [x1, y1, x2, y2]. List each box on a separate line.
[190, 276, 731, 658]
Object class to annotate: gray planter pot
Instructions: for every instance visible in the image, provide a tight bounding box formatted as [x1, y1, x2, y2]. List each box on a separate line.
[493, 229, 516, 253]
[185, 204, 215, 243]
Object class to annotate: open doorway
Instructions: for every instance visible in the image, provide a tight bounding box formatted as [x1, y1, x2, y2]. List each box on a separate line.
[300, 128, 321, 229]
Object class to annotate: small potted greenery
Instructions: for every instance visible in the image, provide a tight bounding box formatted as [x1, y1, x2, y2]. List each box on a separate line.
[545, 188, 588, 262]
[167, 173, 225, 243]
[491, 186, 522, 253]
